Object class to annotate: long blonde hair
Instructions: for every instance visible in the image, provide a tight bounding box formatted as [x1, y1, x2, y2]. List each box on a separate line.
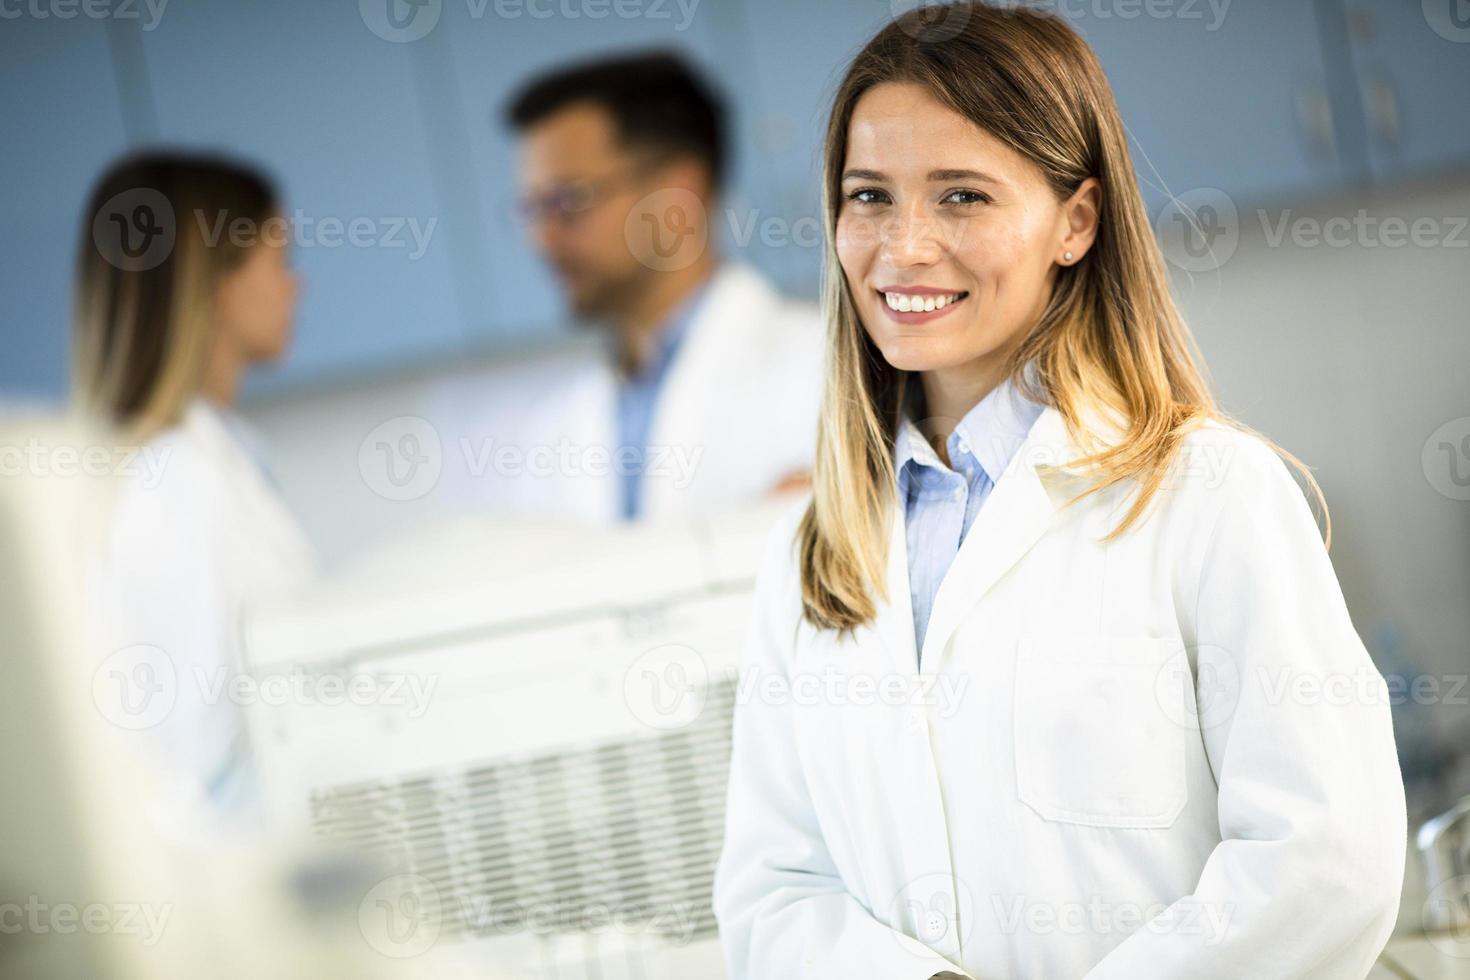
[72, 152, 277, 439]
[798, 2, 1325, 634]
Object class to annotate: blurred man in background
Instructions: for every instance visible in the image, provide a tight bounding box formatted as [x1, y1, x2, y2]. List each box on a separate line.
[448, 52, 823, 523]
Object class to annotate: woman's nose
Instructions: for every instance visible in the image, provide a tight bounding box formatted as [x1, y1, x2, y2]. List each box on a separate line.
[879, 210, 946, 267]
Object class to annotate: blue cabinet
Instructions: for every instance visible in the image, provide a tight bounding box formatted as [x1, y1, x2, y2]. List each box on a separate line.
[1063, 2, 1347, 210]
[0, 17, 129, 401]
[1, 0, 1468, 402]
[1340, 0, 1470, 182]
[135, 0, 465, 394]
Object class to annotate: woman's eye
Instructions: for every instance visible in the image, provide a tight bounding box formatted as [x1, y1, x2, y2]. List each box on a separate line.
[846, 188, 890, 206]
[942, 189, 990, 206]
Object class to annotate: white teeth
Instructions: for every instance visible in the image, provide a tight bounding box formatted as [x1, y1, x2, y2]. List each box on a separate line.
[883, 290, 963, 312]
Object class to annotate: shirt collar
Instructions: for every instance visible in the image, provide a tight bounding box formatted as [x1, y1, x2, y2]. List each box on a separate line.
[612, 274, 711, 385]
[895, 371, 1046, 493]
[187, 397, 274, 475]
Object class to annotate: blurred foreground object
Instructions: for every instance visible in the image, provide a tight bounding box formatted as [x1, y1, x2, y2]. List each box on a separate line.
[0, 414, 446, 980]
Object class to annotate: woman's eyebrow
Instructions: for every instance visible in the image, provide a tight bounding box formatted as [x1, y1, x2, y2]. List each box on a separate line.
[928, 168, 1002, 183]
[841, 168, 1004, 184]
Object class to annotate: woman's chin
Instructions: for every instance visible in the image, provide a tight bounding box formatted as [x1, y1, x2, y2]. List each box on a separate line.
[872, 332, 959, 374]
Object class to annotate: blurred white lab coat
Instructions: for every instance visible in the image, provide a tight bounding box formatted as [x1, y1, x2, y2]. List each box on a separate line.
[89, 398, 315, 822]
[714, 409, 1407, 979]
[435, 263, 823, 522]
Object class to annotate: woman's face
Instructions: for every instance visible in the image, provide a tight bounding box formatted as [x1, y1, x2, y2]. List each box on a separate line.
[214, 215, 299, 364]
[836, 82, 1097, 383]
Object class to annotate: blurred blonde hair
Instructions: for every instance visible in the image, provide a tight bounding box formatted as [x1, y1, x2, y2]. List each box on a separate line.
[798, 1, 1325, 634]
[72, 152, 276, 440]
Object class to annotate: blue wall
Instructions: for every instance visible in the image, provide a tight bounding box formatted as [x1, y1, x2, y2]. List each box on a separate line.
[3, 0, 1467, 402]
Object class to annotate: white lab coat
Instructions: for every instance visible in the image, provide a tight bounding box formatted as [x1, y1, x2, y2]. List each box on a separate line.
[714, 407, 1407, 979]
[433, 263, 824, 523]
[88, 398, 316, 821]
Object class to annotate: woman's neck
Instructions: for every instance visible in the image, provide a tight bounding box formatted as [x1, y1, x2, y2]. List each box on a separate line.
[200, 338, 243, 407]
[918, 359, 1009, 444]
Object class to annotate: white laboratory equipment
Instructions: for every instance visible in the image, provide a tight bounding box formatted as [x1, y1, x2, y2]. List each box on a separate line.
[240, 503, 788, 978]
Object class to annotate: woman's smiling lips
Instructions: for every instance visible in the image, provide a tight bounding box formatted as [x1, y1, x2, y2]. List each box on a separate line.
[874, 284, 970, 323]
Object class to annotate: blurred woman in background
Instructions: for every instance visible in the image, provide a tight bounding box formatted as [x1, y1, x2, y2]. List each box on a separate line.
[76, 152, 315, 827]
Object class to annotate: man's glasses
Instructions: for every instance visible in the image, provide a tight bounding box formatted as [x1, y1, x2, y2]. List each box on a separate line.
[513, 162, 657, 225]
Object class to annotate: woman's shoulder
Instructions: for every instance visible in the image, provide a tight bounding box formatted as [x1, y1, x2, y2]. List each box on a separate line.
[761, 492, 814, 575]
[1173, 417, 1302, 497]
[1164, 418, 1322, 548]
[106, 407, 232, 540]
[124, 418, 224, 498]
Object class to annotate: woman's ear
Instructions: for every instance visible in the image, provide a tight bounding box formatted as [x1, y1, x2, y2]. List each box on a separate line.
[1059, 177, 1102, 265]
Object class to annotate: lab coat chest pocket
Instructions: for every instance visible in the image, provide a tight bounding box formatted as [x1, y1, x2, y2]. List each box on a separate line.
[1013, 634, 1187, 829]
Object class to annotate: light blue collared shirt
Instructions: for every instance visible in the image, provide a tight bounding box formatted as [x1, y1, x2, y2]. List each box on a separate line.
[613, 279, 709, 520]
[894, 375, 1045, 665]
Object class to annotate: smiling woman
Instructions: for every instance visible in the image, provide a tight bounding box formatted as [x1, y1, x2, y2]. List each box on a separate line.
[713, 4, 1407, 979]
[802, 6, 1295, 632]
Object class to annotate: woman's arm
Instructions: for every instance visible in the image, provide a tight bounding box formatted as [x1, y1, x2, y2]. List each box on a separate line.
[93, 456, 255, 816]
[1083, 439, 1406, 978]
[713, 506, 972, 980]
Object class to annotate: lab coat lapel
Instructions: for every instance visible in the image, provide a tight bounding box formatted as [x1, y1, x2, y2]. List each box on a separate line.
[642, 265, 765, 516]
[561, 359, 621, 524]
[918, 406, 1076, 670]
[185, 402, 315, 581]
[872, 496, 921, 675]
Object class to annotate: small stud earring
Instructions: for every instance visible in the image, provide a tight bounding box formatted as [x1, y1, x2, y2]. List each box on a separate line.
[1063, 251, 1074, 262]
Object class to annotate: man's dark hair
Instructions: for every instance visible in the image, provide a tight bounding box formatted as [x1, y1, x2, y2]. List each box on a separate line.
[506, 51, 727, 191]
